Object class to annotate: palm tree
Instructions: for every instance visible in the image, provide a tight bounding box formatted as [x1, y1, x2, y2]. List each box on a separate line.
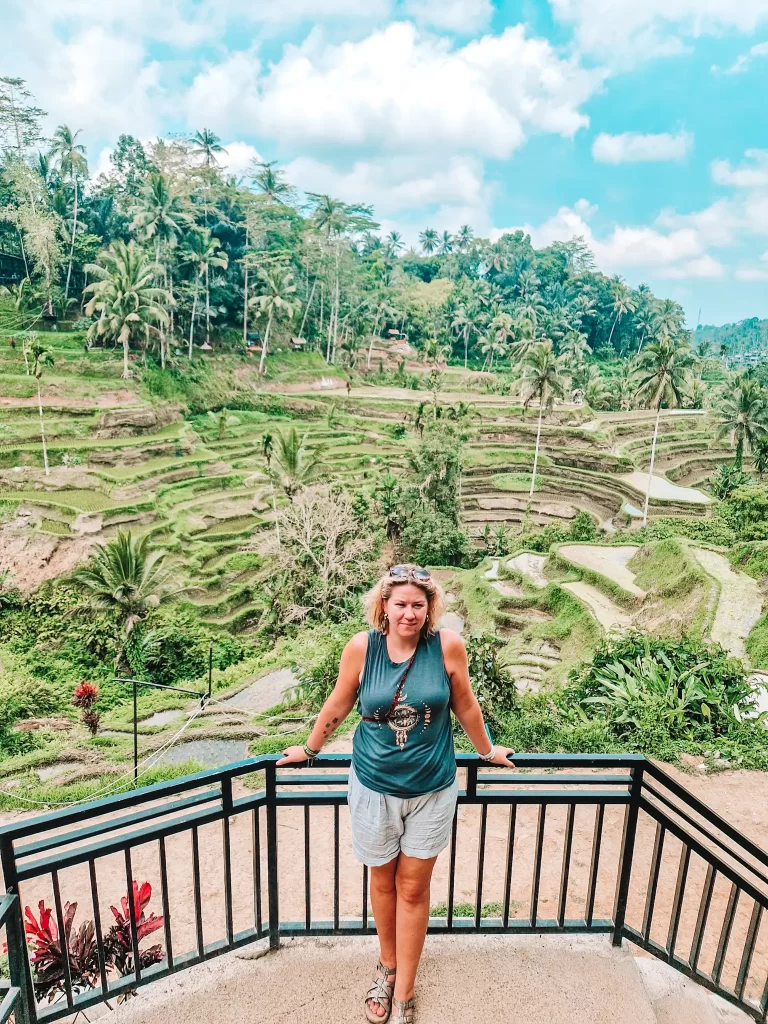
[451, 306, 474, 370]
[456, 225, 474, 251]
[30, 341, 53, 476]
[580, 365, 612, 410]
[271, 428, 325, 501]
[419, 228, 439, 255]
[84, 241, 171, 378]
[634, 307, 657, 353]
[607, 278, 638, 349]
[385, 231, 404, 256]
[180, 229, 228, 354]
[48, 125, 88, 301]
[189, 129, 225, 167]
[521, 342, 567, 500]
[478, 333, 507, 370]
[716, 377, 768, 471]
[633, 335, 696, 525]
[438, 230, 453, 256]
[73, 531, 168, 675]
[130, 172, 188, 261]
[250, 268, 299, 375]
[260, 430, 280, 544]
[207, 408, 240, 440]
[250, 160, 295, 203]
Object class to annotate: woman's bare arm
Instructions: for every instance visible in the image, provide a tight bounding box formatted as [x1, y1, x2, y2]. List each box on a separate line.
[441, 629, 515, 767]
[276, 631, 368, 765]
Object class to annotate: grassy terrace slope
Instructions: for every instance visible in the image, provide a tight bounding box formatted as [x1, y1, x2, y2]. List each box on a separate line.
[0, 337, 727, 599]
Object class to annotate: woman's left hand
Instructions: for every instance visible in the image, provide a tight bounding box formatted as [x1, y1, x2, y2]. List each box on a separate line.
[486, 746, 515, 767]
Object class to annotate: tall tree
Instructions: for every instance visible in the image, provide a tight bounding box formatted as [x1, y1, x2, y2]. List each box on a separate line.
[521, 342, 567, 500]
[180, 228, 227, 353]
[189, 129, 225, 167]
[716, 377, 768, 471]
[271, 427, 325, 501]
[73, 531, 168, 675]
[48, 125, 88, 301]
[633, 335, 696, 525]
[84, 241, 171, 377]
[0, 77, 46, 157]
[30, 340, 53, 476]
[607, 278, 638, 349]
[250, 268, 299, 375]
[419, 228, 439, 255]
[250, 160, 295, 203]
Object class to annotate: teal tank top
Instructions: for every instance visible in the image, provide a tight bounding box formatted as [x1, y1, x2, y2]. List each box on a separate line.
[352, 629, 456, 798]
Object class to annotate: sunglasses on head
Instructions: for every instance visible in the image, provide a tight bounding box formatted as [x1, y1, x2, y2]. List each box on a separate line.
[388, 564, 432, 583]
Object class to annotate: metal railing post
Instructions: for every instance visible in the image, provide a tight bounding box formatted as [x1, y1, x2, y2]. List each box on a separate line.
[1, 839, 35, 1024]
[612, 761, 644, 946]
[265, 762, 280, 950]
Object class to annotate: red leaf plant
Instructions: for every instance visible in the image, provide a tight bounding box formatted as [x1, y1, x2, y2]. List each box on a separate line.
[20, 882, 164, 1006]
[103, 881, 165, 982]
[23, 900, 99, 1001]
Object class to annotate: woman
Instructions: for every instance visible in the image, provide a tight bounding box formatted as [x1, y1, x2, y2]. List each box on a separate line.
[278, 564, 515, 1024]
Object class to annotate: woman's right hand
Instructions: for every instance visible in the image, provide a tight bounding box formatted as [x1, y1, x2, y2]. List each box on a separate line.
[276, 745, 311, 766]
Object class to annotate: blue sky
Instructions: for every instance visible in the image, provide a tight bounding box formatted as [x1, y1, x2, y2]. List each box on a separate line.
[5, 0, 768, 326]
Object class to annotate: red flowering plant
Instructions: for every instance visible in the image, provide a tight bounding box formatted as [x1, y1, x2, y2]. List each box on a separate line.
[72, 681, 100, 736]
[20, 883, 163, 1005]
[23, 900, 99, 1002]
[102, 882, 165, 983]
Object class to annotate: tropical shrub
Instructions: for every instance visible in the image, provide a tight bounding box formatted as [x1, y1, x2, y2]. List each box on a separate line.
[400, 507, 473, 567]
[708, 463, 753, 499]
[719, 485, 768, 540]
[566, 630, 756, 743]
[465, 632, 518, 727]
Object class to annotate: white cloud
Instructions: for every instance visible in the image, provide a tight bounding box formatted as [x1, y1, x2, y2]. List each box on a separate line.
[735, 267, 768, 280]
[402, 0, 493, 33]
[592, 130, 692, 164]
[716, 39, 768, 73]
[219, 141, 264, 181]
[712, 150, 768, 189]
[184, 22, 605, 155]
[549, 0, 768, 64]
[504, 198, 723, 280]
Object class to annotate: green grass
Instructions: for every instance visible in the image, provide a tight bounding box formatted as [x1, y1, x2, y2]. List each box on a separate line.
[0, 488, 116, 511]
[491, 472, 543, 492]
[40, 517, 72, 535]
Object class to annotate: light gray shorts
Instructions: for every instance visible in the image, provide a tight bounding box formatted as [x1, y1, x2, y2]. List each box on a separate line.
[347, 765, 459, 867]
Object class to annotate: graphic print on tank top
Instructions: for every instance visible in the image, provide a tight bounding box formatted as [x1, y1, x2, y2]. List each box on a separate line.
[370, 688, 432, 749]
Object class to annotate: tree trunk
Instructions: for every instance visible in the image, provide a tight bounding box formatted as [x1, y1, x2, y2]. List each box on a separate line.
[160, 326, 166, 370]
[735, 435, 744, 472]
[22, 342, 29, 375]
[205, 264, 211, 346]
[17, 227, 29, 280]
[607, 312, 620, 349]
[259, 311, 272, 376]
[188, 286, 199, 360]
[642, 406, 662, 526]
[242, 227, 249, 352]
[122, 334, 130, 379]
[297, 276, 317, 347]
[529, 398, 544, 500]
[64, 181, 78, 302]
[37, 377, 49, 477]
[271, 479, 281, 546]
[464, 328, 468, 370]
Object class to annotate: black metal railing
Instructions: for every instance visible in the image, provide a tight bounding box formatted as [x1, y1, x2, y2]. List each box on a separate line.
[0, 753, 766, 1022]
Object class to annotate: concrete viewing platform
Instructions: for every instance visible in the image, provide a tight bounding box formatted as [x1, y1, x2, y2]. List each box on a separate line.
[108, 933, 750, 1024]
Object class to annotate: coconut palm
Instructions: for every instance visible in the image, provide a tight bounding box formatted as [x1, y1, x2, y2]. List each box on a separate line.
[130, 172, 189, 260]
[716, 377, 768, 471]
[30, 340, 53, 476]
[438, 230, 453, 256]
[72, 531, 168, 675]
[207, 408, 241, 440]
[250, 160, 296, 203]
[633, 335, 696, 525]
[456, 225, 474, 251]
[180, 228, 228, 354]
[189, 128, 225, 167]
[478, 333, 507, 371]
[581, 365, 612, 411]
[84, 241, 171, 378]
[419, 228, 439, 255]
[385, 231, 404, 257]
[271, 427, 325, 501]
[451, 306, 474, 370]
[250, 268, 299, 375]
[48, 124, 88, 301]
[521, 342, 567, 500]
[607, 278, 638, 349]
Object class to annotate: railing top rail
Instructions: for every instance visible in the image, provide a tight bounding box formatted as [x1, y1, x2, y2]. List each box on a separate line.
[643, 760, 768, 874]
[0, 752, 645, 842]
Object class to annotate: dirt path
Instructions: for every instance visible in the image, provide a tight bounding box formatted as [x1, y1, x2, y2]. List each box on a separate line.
[561, 581, 633, 631]
[507, 553, 548, 587]
[559, 545, 643, 597]
[620, 472, 711, 505]
[690, 548, 763, 662]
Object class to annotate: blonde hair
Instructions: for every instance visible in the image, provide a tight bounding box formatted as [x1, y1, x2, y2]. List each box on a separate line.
[364, 565, 446, 638]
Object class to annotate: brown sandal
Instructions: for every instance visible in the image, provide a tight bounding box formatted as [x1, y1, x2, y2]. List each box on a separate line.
[390, 996, 415, 1023]
[365, 962, 396, 1023]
